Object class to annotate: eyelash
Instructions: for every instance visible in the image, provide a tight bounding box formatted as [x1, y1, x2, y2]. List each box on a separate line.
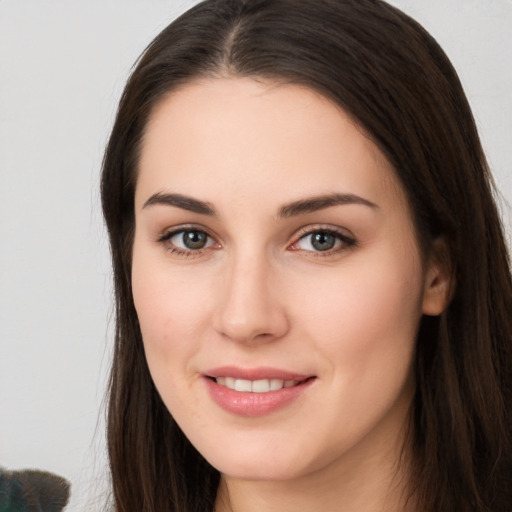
[156, 225, 218, 259]
[156, 225, 356, 258]
[288, 226, 357, 257]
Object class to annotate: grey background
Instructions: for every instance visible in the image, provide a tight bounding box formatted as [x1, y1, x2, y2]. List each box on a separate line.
[0, 1, 510, 510]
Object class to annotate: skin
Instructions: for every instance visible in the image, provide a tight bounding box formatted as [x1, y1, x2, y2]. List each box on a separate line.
[132, 77, 450, 512]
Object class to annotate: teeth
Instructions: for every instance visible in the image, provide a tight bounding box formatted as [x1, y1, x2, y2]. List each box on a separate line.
[215, 377, 299, 392]
[252, 379, 270, 393]
[234, 379, 252, 392]
[270, 379, 283, 390]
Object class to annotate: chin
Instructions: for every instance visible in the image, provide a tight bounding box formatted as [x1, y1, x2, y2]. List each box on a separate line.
[197, 436, 322, 483]
[214, 459, 306, 482]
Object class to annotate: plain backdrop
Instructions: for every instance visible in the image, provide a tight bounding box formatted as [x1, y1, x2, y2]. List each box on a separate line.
[0, 1, 510, 510]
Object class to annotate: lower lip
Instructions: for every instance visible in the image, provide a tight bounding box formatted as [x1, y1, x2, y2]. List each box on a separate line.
[204, 377, 315, 417]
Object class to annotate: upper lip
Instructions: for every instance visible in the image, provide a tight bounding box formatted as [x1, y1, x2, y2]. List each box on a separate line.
[204, 366, 314, 381]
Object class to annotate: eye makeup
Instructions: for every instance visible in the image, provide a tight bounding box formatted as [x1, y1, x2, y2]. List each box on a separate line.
[154, 222, 357, 260]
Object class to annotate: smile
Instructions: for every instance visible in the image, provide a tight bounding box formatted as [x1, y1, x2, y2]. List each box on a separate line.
[215, 377, 300, 393]
[204, 368, 316, 417]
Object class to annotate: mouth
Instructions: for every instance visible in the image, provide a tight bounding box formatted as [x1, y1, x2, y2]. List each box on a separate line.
[203, 367, 316, 416]
[211, 376, 309, 393]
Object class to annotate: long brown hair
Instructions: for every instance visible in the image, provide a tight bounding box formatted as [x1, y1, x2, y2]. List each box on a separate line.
[100, 1, 512, 510]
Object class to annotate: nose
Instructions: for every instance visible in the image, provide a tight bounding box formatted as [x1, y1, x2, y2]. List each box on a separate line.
[212, 253, 289, 344]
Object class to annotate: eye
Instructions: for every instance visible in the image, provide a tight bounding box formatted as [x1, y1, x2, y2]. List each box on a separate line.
[290, 228, 356, 254]
[172, 230, 212, 250]
[159, 228, 217, 254]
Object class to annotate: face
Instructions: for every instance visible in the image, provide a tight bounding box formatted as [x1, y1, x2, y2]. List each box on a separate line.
[132, 77, 444, 483]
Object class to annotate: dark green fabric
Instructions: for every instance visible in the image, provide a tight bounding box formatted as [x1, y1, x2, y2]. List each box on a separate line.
[0, 469, 69, 512]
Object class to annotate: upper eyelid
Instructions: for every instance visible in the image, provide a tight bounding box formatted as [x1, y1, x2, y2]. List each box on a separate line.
[291, 224, 355, 241]
[157, 224, 215, 241]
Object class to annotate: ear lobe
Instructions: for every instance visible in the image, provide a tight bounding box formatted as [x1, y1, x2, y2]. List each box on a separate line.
[422, 237, 454, 316]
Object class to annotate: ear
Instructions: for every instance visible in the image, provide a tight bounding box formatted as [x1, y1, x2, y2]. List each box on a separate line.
[422, 237, 454, 316]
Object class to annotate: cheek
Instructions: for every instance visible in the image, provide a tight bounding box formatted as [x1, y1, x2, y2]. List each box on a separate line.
[280, 247, 423, 459]
[131, 245, 209, 366]
[131, 256, 214, 426]
[292, 243, 424, 369]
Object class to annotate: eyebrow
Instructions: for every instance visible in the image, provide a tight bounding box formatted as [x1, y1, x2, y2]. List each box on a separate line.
[143, 193, 216, 215]
[142, 191, 377, 217]
[278, 193, 378, 217]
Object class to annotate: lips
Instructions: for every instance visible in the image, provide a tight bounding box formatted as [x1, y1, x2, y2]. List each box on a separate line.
[204, 366, 316, 417]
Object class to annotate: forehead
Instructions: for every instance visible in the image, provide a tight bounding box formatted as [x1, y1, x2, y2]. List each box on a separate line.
[136, 77, 404, 213]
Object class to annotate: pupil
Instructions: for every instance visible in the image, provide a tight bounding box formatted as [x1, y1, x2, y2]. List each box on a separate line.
[183, 231, 207, 249]
[312, 232, 335, 251]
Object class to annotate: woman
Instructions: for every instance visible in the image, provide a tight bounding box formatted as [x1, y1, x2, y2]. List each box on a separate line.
[100, 0, 512, 510]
